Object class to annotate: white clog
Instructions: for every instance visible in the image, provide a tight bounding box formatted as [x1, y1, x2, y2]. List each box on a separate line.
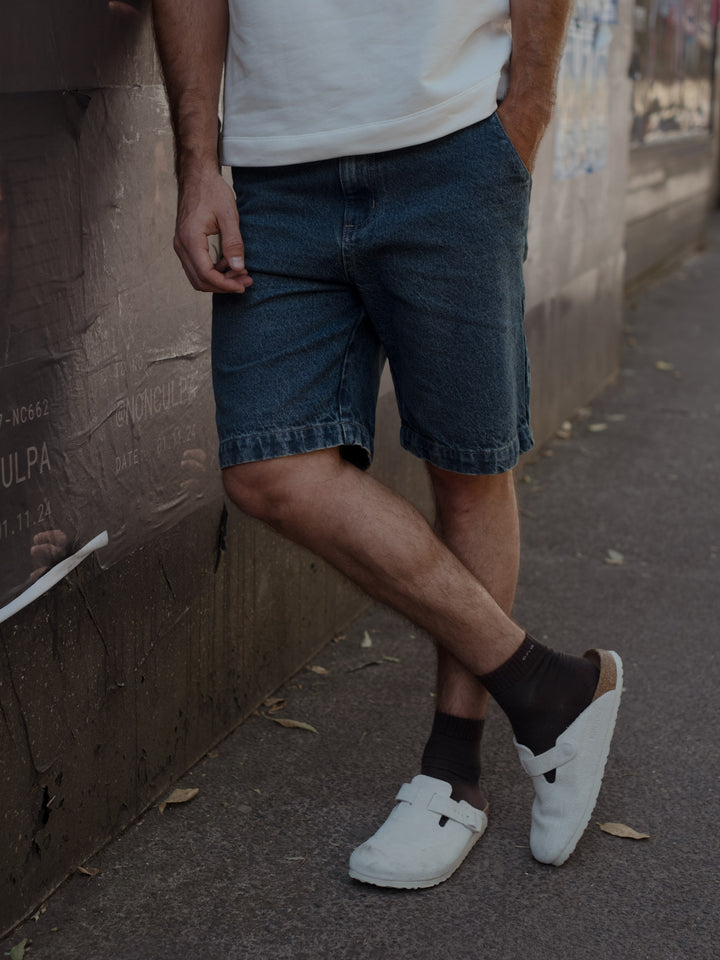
[515, 648, 623, 866]
[348, 774, 488, 888]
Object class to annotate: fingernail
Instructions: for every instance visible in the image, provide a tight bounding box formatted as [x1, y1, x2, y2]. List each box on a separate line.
[230, 257, 244, 270]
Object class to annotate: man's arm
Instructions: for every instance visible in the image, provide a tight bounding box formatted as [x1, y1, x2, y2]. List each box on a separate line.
[152, 0, 251, 293]
[497, 0, 574, 173]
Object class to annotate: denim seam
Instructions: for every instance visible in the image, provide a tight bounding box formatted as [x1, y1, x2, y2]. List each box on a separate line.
[218, 420, 373, 468]
[335, 306, 369, 431]
[400, 422, 533, 474]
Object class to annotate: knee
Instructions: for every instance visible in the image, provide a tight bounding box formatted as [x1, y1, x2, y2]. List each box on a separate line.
[222, 449, 341, 524]
[222, 459, 299, 524]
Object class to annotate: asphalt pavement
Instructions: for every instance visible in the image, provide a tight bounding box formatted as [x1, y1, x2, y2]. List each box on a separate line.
[3, 215, 720, 960]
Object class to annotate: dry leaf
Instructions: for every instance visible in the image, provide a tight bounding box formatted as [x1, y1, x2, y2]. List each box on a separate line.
[361, 631, 373, 648]
[271, 717, 318, 733]
[159, 787, 199, 813]
[10, 939, 30, 960]
[76, 865, 101, 878]
[263, 697, 287, 715]
[604, 549, 624, 566]
[348, 660, 384, 672]
[382, 655, 401, 663]
[655, 360, 674, 371]
[588, 423, 608, 433]
[308, 665, 329, 676]
[263, 696, 285, 708]
[556, 420, 573, 440]
[598, 821, 650, 840]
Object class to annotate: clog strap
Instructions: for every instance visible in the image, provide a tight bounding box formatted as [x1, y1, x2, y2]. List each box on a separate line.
[427, 794, 486, 832]
[395, 782, 485, 832]
[517, 738, 577, 778]
[396, 782, 419, 804]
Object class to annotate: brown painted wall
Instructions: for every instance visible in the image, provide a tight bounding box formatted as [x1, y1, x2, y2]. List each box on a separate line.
[0, 390, 430, 936]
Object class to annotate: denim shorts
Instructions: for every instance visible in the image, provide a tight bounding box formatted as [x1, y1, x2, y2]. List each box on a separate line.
[212, 112, 533, 475]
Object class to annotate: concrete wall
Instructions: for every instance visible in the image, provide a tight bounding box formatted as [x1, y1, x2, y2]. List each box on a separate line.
[523, 0, 634, 444]
[1, 0, 718, 936]
[624, 0, 720, 287]
[626, 137, 717, 286]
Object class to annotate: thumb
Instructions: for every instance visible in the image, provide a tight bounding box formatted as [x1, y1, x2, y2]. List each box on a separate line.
[217, 210, 246, 271]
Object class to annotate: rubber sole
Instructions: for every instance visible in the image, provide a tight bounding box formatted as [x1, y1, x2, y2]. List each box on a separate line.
[348, 828, 484, 889]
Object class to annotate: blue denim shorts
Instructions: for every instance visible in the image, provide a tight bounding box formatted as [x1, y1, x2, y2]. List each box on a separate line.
[212, 112, 533, 475]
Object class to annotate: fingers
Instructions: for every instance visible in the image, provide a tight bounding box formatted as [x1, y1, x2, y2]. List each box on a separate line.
[173, 175, 255, 294]
[174, 232, 252, 294]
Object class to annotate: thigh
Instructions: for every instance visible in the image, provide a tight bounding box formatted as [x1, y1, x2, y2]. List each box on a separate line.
[359, 115, 533, 475]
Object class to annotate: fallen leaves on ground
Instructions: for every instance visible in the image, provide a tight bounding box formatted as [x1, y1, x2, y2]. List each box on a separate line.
[158, 787, 199, 813]
[588, 423, 608, 433]
[361, 631, 373, 648]
[10, 939, 30, 960]
[604, 549, 625, 566]
[598, 821, 650, 840]
[263, 696, 287, 713]
[76, 865, 101, 878]
[556, 420, 573, 440]
[271, 717, 318, 733]
[349, 655, 400, 672]
[655, 360, 674, 371]
[308, 665, 329, 676]
[348, 660, 384, 672]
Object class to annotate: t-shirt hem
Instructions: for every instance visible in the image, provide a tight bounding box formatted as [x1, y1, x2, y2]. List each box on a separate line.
[220, 74, 502, 167]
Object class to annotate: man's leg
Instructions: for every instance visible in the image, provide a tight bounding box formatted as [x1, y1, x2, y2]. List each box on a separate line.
[225, 448, 619, 879]
[226, 447, 603, 751]
[420, 467, 520, 810]
[223, 449, 524, 677]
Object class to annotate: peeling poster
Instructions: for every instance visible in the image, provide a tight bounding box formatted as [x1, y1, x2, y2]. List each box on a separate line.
[0, 90, 220, 616]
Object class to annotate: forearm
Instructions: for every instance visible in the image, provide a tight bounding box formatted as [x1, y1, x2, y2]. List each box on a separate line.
[506, 0, 574, 122]
[152, 0, 228, 179]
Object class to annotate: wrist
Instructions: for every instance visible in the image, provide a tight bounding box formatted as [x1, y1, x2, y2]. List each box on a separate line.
[176, 148, 221, 184]
[499, 95, 553, 129]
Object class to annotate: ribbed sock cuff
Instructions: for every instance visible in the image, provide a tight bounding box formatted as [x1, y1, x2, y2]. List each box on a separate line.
[430, 711, 485, 742]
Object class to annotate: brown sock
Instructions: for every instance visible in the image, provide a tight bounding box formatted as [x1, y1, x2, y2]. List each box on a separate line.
[420, 712, 488, 812]
[480, 634, 599, 757]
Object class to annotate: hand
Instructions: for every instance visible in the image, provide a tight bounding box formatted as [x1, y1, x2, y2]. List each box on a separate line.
[174, 170, 253, 294]
[496, 99, 552, 175]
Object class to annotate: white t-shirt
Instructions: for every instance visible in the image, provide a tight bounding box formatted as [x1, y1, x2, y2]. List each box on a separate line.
[221, 0, 511, 166]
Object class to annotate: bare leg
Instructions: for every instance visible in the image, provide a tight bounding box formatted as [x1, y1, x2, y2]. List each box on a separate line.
[223, 448, 525, 676]
[427, 466, 521, 721]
